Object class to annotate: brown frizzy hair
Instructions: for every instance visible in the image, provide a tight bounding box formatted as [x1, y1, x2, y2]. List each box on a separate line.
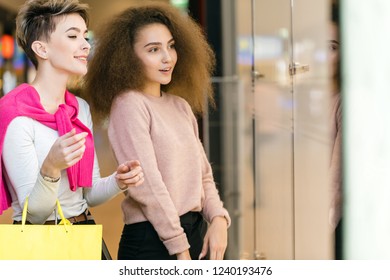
[16, 0, 89, 69]
[83, 2, 216, 122]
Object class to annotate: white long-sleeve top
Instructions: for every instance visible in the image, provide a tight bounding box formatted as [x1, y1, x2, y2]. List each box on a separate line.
[2, 97, 123, 224]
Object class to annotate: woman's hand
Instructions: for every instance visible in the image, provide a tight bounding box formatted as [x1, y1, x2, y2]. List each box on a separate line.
[176, 249, 191, 260]
[41, 128, 87, 178]
[115, 160, 144, 190]
[199, 216, 228, 260]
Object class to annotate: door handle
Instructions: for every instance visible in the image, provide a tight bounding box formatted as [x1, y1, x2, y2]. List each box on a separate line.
[289, 62, 310, 76]
[252, 70, 265, 79]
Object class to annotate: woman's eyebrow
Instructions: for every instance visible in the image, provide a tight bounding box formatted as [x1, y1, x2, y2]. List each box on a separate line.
[65, 27, 89, 34]
[144, 38, 174, 48]
[328, 39, 340, 45]
[144, 42, 161, 48]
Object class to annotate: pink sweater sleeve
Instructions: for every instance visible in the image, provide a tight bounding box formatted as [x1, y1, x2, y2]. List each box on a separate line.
[188, 109, 231, 227]
[108, 93, 189, 255]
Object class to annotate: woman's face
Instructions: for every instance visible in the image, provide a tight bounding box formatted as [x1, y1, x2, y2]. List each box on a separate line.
[133, 23, 177, 94]
[328, 22, 340, 83]
[44, 13, 90, 76]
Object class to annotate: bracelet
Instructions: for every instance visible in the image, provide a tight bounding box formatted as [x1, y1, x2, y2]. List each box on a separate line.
[40, 172, 60, 183]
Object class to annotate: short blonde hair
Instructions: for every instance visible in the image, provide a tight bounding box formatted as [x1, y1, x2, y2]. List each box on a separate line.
[16, 0, 89, 68]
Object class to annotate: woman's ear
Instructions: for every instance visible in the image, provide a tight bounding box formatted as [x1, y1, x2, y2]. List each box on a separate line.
[31, 40, 48, 60]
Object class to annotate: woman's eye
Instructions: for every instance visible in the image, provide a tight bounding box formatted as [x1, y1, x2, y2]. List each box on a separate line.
[149, 47, 159, 53]
[68, 35, 77, 39]
[327, 40, 339, 52]
[330, 44, 338, 51]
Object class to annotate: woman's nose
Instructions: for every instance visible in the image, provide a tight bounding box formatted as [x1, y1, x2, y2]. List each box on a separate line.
[162, 50, 172, 63]
[82, 39, 91, 51]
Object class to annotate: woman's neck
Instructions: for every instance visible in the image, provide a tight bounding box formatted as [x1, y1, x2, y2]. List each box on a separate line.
[142, 84, 162, 97]
[31, 72, 68, 114]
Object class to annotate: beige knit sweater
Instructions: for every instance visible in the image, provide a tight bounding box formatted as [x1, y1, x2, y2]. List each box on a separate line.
[108, 90, 230, 255]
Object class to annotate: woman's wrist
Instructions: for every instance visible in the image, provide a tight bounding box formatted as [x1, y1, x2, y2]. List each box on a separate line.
[176, 250, 191, 260]
[40, 170, 60, 183]
[40, 162, 61, 182]
[114, 173, 129, 190]
[212, 215, 229, 226]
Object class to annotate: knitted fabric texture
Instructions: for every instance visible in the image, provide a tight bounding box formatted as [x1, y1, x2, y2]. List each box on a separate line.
[0, 84, 94, 214]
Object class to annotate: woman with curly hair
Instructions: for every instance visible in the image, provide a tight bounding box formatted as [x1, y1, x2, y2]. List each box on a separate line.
[83, 2, 230, 260]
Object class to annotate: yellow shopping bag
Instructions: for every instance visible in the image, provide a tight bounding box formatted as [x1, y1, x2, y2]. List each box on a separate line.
[0, 198, 102, 260]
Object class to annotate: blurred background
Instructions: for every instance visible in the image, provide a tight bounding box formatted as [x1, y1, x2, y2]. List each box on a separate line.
[4, 0, 380, 260]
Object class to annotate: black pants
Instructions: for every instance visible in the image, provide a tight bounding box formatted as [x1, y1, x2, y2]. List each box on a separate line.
[77, 219, 112, 260]
[335, 218, 343, 260]
[118, 212, 207, 260]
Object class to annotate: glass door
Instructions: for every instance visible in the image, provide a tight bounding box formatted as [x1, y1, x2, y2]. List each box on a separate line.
[250, 0, 332, 259]
[291, 0, 333, 259]
[225, 0, 333, 259]
[252, 0, 294, 260]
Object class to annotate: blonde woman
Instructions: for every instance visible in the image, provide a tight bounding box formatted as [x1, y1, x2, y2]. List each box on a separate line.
[0, 0, 144, 259]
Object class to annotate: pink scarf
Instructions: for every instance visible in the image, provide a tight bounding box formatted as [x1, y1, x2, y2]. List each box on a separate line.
[0, 84, 94, 214]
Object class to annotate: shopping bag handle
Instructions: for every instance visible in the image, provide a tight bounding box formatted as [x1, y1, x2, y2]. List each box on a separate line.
[22, 197, 71, 231]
